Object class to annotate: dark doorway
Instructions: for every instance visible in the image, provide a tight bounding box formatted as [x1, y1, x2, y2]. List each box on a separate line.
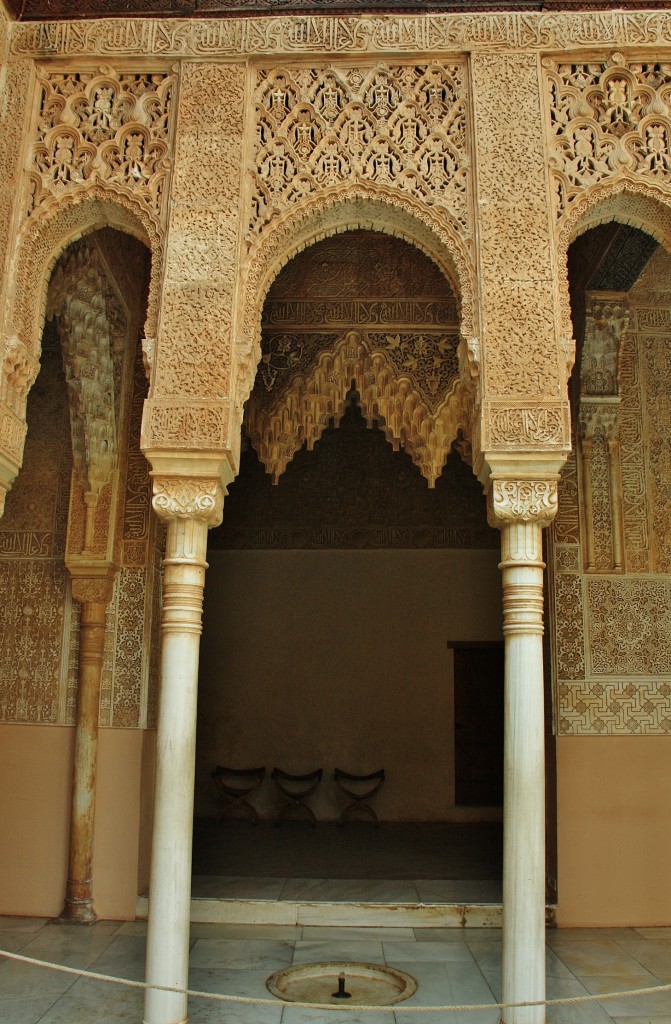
[453, 644, 504, 807]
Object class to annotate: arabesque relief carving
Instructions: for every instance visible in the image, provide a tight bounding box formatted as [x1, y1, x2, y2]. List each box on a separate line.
[251, 62, 470, 240]
[551, 246, 671, 735]
[14, 12, 671, 60]
[27, 67, 175, 220]
[471, 52, 567, 415]
[546, 55, 671, 221]
[558, 680, 671, 735]
[152, 477, 224, 524]
[490, 479, 558, 525]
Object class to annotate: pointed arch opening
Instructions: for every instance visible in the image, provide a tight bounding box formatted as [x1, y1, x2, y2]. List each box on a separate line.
[193, 227, 504, 910]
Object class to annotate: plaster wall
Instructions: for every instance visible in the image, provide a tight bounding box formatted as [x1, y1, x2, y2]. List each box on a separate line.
[196, 548, 502, 822]
[0, 724, 155, 919]
[556, 736, 671, 926]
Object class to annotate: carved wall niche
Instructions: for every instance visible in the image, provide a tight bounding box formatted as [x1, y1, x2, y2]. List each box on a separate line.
[245, 230, 472, 486]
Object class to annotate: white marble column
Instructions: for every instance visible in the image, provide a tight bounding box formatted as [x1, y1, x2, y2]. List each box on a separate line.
[143, 476, 224, 1024]
[490, 478, 558, 1024]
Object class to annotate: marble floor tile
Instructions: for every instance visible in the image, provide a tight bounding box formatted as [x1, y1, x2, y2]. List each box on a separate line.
[0, 930, 33, 957]
[36, 977, 144, 1023]
[466, 939, 574, 980]
[415, 880, 503, 904]
[547, 929, 640, 946]
[87, 936, 147, 980]
[189, 938, 294, 970]
[481, 970, 615, 1024]
[552, 939, 660, 980]
[383, 940, 475, 964]
[279, 1008, 394, 1024]
[413, 927, 501, 942]
[292, 939, 385, 966]
[190, 923, 303, 940]
[0, 959, 78, 999]
[0, 994, 62, 1024]
[114, 922, 148, 936]
[302, 927, 415, 941]
[192, 876, 287, 900]
[0, 917, 50, 932]
[21, 929, 118, 970]
[396, 959, 499, 1024]
[631, 928, 671, 941]
[579, 974, 671, 1017]
[610, 938, 671, 980]
[280, 879, 420, 903]
[187, 965, 284, 1021]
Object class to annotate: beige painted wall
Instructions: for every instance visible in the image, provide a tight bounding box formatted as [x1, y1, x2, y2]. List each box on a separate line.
[196, 548, 503, 822]
[556, 736, 671, 926]
[0, 725, 155, 919]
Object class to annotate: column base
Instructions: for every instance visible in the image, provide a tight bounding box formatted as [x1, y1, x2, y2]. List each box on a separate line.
[57, 889, 97, 925]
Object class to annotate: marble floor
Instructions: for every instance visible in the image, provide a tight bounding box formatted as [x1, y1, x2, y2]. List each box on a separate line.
[1, 916, 670, 1024]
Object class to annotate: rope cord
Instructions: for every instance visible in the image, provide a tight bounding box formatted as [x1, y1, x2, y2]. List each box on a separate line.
[2, 947, 671, 1013]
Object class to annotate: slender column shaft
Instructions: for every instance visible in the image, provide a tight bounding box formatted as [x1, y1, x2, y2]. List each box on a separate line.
[500, 520, 546, 1024]
[143, 516, 210, 1024]
[60, 600, 107, 924]
[579, 437, 595, 571]
[607, 436, 624, 572]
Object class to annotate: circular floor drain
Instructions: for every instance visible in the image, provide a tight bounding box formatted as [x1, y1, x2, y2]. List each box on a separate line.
[266, 961, 418, 1006]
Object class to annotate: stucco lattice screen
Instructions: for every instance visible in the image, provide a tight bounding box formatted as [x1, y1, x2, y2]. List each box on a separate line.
[27, 67, 176, 220]
[544, 55, 671, 220]
[250, 63, 471, 240]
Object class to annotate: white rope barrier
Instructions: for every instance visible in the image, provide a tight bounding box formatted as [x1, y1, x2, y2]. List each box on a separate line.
[2, 947, 671, 1013]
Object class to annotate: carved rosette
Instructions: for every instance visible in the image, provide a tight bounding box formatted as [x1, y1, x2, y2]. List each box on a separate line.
[490, 479, 558, 526]
[152, 477, 224, 527]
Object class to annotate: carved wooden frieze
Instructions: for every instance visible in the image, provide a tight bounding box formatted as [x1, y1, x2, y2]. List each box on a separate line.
[27, 66, 176, 222]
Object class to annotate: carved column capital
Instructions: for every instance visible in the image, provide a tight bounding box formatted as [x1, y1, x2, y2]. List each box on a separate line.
[489, 478, 558, 527]
[152, 476, 224, 528]
[579, 399, 621, 441]
[68, 566, 117, 606]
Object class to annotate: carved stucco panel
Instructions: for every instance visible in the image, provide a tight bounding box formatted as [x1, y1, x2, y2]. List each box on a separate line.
[588, 577, 671, 677]
[150, 61, 245, 419]
[554, 446, 580, 546]
[26, 67, 176, 223]
[15, 13, 671, 60]
[0, 559, 69, 723]
[554, 571, 586, 682]
[0, 60, 33, 329]
[558, 679, 671, 735]
[641, 333, 671, 574]
[249, 62, 471, 242]
[470, 52, 566, 433]
[545, 56, 671, 222]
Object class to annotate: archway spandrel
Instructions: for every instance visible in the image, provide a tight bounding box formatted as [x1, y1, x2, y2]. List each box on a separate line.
[8, 188, 159, 360]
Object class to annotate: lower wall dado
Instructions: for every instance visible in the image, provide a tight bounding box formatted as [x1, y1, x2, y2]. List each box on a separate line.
[0, 725, 155, 919]
[556, 736, 671, 927]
